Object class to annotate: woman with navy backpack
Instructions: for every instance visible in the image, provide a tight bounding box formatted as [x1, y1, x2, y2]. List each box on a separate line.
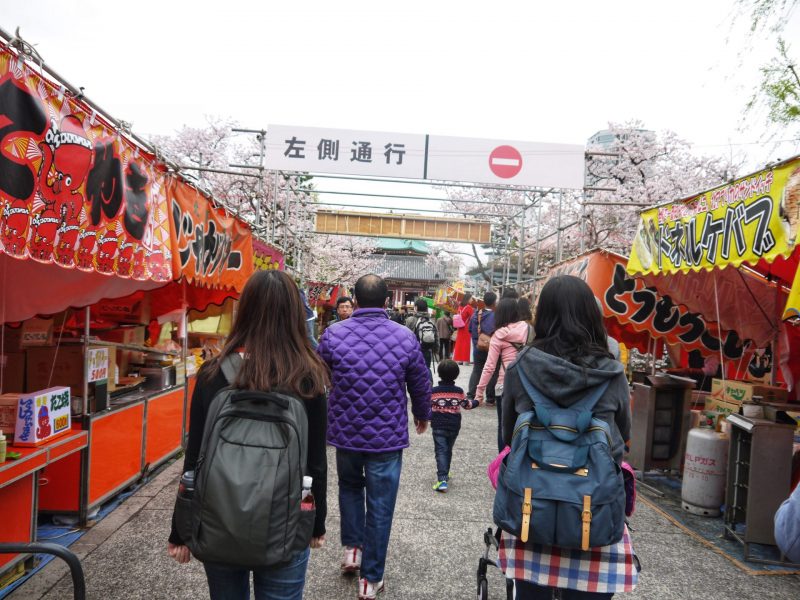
[498, 275, 638, 599]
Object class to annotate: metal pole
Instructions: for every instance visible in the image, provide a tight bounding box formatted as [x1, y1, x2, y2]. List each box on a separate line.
[82, 306, 90, 416]
[556, 191, 564, 263]
[517, 203, 527, 289]
[503, 221, 511, 287]
[271, 172, 279, 243]
[533, 200, 542, 300]
[256, 132, 266, 228]
[580, 190, 586, 253]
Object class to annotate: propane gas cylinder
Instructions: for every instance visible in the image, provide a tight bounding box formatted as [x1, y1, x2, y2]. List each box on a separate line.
[681, 427, 729, 517]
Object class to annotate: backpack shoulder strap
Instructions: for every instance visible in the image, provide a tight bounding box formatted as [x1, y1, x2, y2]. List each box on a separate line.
[220, 353, 243, 385]
[525, 324, 535, 345]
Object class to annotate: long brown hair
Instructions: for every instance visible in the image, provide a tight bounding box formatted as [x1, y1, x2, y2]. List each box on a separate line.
[202, 270, 329, 399]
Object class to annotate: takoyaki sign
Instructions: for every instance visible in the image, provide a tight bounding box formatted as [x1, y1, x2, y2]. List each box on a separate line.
[0, 48, 173, 281]
[627, 157, 800, 276]
[14, 386, 71, 446]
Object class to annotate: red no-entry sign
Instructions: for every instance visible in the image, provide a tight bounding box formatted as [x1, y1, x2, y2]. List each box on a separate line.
[488, 145, 523, 179]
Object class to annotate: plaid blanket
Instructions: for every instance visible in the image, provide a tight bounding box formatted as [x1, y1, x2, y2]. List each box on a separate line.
[499, 525, 639, 594]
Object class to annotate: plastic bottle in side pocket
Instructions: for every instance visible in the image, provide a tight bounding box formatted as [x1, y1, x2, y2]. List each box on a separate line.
[301, 476, 314, 511]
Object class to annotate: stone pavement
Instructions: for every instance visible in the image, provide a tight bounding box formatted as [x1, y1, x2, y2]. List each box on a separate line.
[9, 368, 800, 599]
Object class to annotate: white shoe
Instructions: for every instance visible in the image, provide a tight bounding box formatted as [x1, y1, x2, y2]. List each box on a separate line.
[341, 546, 362, 574]
[357, 578, 385, 599]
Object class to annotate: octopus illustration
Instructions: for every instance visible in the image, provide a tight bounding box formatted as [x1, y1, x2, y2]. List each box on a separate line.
[37, 115, 93, 223]
[36, 405, 51, 439]
[96, 234, 120, 274]
[1, 198, 30, 255]
[29, 208, 60, 260]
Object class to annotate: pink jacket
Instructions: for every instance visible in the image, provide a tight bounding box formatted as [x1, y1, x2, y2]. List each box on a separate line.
[476, 321, 531, 402]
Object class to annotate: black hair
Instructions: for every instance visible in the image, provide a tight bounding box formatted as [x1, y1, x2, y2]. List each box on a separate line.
[414, 298, 428, 312]
[336, 296, 353, 307]
[494, 297, 520, 329]
[532, 275, 611, 366]
[501, 288, 519, 300]
[354, 274, 389, 308]
[460, 292, 473, 307]
[483, 291, 497, 307]
[437, 359, 460, 382]
[517, 298, 533, 322]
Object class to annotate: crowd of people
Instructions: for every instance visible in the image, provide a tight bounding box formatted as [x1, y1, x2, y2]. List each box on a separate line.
[167, 271, 640, 600]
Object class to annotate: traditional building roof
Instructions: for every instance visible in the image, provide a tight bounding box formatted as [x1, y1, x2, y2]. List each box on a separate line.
[368, 254, 448, 283]
[375, 238, 430, 255]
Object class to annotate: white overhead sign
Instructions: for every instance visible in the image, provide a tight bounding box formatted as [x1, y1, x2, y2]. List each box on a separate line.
[265, 125, 584, 189]
[426, 135, 584, 190]
[264, 125, 426, 179]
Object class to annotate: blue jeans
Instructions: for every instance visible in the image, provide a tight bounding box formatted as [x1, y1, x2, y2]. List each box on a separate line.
[336, 449, 403, 583]
[203, 547, 310, 600]
[432, 429, 458, 480]
[514, 579, 613, 599]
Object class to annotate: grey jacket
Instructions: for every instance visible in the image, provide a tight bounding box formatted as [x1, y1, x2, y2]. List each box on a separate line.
[502, 346, 631, 463]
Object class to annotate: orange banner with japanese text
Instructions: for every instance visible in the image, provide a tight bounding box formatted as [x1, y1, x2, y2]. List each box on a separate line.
[0, 46, 173, 281]
[549, 249, 745, 359]
[168, 178, 253, 291]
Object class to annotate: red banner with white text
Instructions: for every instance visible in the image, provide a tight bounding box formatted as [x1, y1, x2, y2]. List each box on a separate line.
[0, 46, 173, 281]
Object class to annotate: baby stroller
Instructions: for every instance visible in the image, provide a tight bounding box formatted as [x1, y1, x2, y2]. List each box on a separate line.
[476, 526, 514, 600]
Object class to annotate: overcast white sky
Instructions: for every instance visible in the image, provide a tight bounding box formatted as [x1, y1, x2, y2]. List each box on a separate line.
[4, 1, 798, 152]
[2, 0, 800, 262]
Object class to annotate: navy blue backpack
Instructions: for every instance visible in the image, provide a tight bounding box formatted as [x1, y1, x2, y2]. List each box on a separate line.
[493, 364, 625, 551]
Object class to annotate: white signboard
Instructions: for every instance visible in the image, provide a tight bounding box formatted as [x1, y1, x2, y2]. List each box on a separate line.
[14, 386, 71, 446]
[426, 135, 584, 189]
[87, 347, 109, 383]
[265, 125, 426, 179]
[265, 124, 585, 189]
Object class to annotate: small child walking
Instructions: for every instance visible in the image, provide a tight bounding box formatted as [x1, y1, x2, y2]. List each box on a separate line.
[431, 359, 478, 493]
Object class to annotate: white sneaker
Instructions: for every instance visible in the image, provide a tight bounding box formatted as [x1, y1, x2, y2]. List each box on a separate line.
[341, 546, 362, 574]
[357, 578, 385, 599]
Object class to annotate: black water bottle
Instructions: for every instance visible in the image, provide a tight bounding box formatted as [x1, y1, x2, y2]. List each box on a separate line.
[179, 470, 195, 499]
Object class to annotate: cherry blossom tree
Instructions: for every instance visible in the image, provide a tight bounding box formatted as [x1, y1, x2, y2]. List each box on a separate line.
[150, 116, 377, 283]
[301, 234, 381, 285]
[437, 121, 740, 290]
[584, 121, 740, 254]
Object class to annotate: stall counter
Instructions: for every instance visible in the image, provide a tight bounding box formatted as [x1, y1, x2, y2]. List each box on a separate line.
[0, 428, 88, 577]
[38, 384, 187, 516]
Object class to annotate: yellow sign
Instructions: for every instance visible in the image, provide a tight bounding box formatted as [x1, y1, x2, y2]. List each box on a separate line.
[628, 157, 800, 277]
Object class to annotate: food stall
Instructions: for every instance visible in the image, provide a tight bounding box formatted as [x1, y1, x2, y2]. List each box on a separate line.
[0, 41, 252, 584]
[626, 156, 800, 563]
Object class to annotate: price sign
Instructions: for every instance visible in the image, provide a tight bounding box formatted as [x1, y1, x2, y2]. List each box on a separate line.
[87, 347, 109, 383]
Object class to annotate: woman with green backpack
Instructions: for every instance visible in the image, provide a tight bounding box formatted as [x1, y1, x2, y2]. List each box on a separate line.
[496, 275, 638, 599]
[167, 270, 330, 600]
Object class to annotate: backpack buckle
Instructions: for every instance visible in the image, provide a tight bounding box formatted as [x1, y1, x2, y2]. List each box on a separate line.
[521, 487, 533, 543]
[581, 495, 592, 551]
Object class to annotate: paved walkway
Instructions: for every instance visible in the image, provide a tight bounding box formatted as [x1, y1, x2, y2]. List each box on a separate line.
[9, 369, 800, 599]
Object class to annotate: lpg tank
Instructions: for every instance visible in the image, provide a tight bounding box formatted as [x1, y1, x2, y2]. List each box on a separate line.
[681, 427, 729, 517]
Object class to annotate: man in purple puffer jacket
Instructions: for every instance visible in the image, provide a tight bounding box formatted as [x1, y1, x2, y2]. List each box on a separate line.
[318, 274, 432, 600]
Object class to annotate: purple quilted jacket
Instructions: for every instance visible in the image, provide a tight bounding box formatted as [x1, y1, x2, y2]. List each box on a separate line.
[317, 308, 432, 452]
